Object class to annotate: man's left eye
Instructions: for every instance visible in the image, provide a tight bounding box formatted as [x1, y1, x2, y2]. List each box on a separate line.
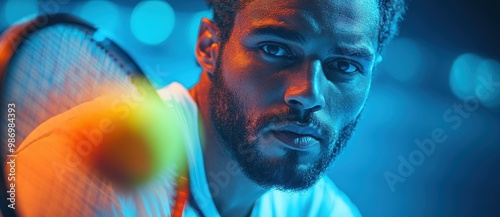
[327, 60, 360, 74]
[261, 44, 291, 57]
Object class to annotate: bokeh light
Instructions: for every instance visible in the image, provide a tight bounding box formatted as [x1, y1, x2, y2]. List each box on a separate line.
[1, 0, 38, 26]
[379, 38, 423, 84]
[475, 59, 500, 109]
[92, 29, 107, 42]
[78, 0, 120, 32]
[130, 1, 175, 45]
[449, 53, 484, 100]
[188, 10, 212, 51]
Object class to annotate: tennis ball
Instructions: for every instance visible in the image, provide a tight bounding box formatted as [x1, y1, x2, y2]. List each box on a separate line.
[91, 83, 186, 187]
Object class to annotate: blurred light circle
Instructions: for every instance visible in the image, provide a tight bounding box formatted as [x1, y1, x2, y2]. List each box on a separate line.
[79, 0, 120, 32]
[130, 1, 175, 45]
[379, 38, 423, 84]
[475, 59, 500, 109]
[2, 0, 38, 25]
[188, 10, 212, 51]
[449, 53, 484, 100]
[368, 86, 407, 127]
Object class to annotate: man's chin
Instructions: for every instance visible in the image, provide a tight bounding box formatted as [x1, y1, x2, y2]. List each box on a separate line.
[234, 149, 330, 192]
[262, 169, 325, 192]
[272, 168, 326, 192]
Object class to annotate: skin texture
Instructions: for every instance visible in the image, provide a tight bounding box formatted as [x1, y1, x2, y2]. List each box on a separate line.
[190, 0, 382, 216]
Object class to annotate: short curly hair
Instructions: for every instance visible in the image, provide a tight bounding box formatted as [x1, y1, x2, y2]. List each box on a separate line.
[206, 0, 408, 53]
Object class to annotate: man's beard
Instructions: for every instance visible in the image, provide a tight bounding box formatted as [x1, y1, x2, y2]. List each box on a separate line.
[208, 63, 360, 192]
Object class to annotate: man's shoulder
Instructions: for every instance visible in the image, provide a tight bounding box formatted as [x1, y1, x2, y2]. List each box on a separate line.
[252, 177, 362, 217]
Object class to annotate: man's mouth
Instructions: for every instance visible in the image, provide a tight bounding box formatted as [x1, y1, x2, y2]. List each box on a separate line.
[267, 124, 323, 151]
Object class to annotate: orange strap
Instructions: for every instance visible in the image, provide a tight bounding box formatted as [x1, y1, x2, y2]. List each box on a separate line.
[172, 175, 190, 217]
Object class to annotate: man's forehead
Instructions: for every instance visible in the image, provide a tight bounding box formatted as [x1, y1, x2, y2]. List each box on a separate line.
[236, 0, 380, 38]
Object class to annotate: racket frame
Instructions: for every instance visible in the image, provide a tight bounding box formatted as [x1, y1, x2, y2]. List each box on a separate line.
[0, 13, 150, 217]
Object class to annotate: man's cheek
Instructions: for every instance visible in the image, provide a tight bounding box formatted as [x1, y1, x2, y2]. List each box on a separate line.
[237, 143, 258, 162]
[324, 95, 362, 128]
[344, 83, 370, 115]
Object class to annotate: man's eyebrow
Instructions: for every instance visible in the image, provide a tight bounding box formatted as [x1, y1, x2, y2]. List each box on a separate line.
[331, 46, 375, 61]
[247, 25, 305, 43]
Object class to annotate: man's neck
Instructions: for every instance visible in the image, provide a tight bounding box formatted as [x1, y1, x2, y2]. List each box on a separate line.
[189, 72, 267, 217]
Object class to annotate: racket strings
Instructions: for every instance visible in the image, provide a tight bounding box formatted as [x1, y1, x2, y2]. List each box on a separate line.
[1, 19, 185, 216]
[2, 24, 133, 153]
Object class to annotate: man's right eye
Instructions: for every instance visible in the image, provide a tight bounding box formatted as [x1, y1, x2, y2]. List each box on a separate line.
[261, 44, 291, 57]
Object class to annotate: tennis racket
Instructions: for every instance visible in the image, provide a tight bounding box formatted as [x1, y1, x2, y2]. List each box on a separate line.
[0, 13, 188, 217]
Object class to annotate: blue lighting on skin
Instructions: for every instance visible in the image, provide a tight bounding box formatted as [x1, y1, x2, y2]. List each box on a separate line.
[78, 0, 120, 32]
[130, 1, 175, 45]
[378, 38, 423, 84]
[449, 53, 484, 100]
[475, 59, 500, 109]
[1, 0, 38, 25]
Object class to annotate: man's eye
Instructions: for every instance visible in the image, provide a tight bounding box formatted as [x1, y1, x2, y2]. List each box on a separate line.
[261, 44, 291, 57]
[327, 60, 360, 74]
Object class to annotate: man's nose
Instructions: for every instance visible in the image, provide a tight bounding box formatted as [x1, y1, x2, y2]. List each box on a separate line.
[284, 59, 326, 113]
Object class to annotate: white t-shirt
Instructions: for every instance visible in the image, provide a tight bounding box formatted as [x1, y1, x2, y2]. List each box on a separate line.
[159, 83, 363, 217]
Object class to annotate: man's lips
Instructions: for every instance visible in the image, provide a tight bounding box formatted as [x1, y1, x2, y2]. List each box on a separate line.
[267, 124, 323, 151]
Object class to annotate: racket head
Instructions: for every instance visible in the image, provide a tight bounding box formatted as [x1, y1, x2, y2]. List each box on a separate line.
[0, 13, 159, 216]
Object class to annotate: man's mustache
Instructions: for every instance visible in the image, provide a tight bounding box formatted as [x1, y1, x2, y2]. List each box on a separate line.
[253, 108, 333, 140]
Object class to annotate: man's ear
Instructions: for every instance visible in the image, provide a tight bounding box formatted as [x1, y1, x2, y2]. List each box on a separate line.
[196, 18, 220, 76]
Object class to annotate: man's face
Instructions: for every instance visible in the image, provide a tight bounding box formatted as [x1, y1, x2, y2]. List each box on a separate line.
[208, 0, 380, 191]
